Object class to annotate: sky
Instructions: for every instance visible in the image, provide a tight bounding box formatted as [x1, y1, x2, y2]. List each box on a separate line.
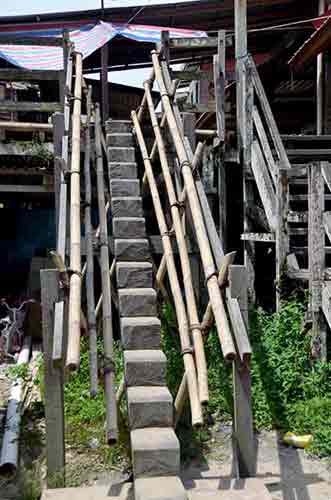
[1, 0, 191, 87]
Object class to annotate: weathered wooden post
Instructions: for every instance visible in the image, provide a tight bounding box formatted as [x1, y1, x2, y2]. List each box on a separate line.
[276, 168, 289, 309]
[308, 163, 327, 361]
[41, 269, 65, 487]
[101, 43, 109, 122]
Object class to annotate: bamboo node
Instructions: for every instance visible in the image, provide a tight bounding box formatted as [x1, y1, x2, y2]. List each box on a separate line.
[205, 270, 218, 286]
[67, 269, 83, 279]
[69, 95, 82, 103]
[170, 200, 185, 212]
[179, 160, 191, 172]
[189, 323, 202, 332]
[161, 229, 175, 238]
[99, 355, 115, 375]
[181, 346, 194, 356]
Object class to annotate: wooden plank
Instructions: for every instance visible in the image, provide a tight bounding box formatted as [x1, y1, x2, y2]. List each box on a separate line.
[40, 269, 65, 487]
[172, 70, 213, 81]
[0, 184, 53, 193]
[253, 106, 277, 186]
[0, 36, 62, 46]
[181, 102, 215, 113]
[0, 69, 61, 81]
[308, 163, 326, 361]
[322, 161, 331, 192]
[100, 44, 109, 122]
[251, 140, 277, 231]
[0, 101, 62, 113]
[0, 121, 53, 132]
[276, 168, 290, 309]
[291, 194, 331, 201]
[288, 211, 308, 223]
[241, 232, 275, 242]
[287, 149, 331, 161]
[213, 30, 226, 143]
[0, 142, 53, 156]
[248, 55, 291, 170]
[169, 37, 218, 49]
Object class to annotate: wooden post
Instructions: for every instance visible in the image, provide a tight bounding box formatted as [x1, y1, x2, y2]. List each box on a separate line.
[317, 0, 325, 135]
[52, 113, 64, 236]
[101, 44, 109, 122]
[308, 163, 327, 361]
[41, 270, 65, 487]
[276, 168, 289, 310]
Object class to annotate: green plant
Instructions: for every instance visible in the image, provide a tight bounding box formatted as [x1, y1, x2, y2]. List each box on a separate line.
[6, 362, 30, 382]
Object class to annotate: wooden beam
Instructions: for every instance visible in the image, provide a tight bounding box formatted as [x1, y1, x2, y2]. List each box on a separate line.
[0, 184, 53, 193]
[169, 37, 218, 49]
[276, 168, 290, 309]
[0, 121, 53, 132]
[0, 101, 62, 113]
[0, 69, 61, 81]
[241, 232, 275, 242]
[0, 36, 62, 46]
[100, 44, 109, 122]
[213, 30, 226, 143]
[253, 106, 277, 186]
[172, 70, 213, 81]
[289, 16, 331, 70]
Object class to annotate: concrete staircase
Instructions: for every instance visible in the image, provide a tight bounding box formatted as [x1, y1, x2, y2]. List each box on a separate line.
[108, 120, 186, 500]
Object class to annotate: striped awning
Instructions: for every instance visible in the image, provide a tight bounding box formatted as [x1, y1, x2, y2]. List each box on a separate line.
[0, 21, 206, 71]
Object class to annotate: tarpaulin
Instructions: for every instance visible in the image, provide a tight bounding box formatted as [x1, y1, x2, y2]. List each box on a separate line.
[0, 20, 206, 70]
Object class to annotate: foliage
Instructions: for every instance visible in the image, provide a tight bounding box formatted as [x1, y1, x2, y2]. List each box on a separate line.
[6, 362, 30, 382]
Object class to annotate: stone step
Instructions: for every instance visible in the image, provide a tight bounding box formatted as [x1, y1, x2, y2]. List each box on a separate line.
[112, 197, 143, 218]
[131, 427, 180, 478]
[127, 386, 173, 429]
[41, 483, 132, 499]
[106, 119, 132, 134]
[109, 146, 135, 163]
[115, 238, 150, 261]
[118, 288, 157, 317]
[185, 478, 273, 500]
[121, 317, 161, 350]
[107, 132, 134, 147]
[108, 162, 137, 179]
[135, 476, 187, 500]
[124, 349, 166, 386]
[117, 262, 153, 288]
[113, 217, 146, 239]
[110, 179, 140, 197]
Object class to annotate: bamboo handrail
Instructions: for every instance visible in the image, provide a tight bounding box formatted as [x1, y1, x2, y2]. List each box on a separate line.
[132, 110, 203, 428]
[66, 52, 83, 370]
[144, 81, 209, 404]
[83, 85, 98, 397]
[95, 104, 118, 444]
[152, 50, 236, 361]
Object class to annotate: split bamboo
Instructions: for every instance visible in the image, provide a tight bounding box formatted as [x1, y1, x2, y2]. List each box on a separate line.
[144, 81, 209, 405]
[83, 85, 98, 397]
[132, 110, 203, 427]
[152, 50, 236, 361]
[95, 104, 118, 444]
[66, 52, 83, 370]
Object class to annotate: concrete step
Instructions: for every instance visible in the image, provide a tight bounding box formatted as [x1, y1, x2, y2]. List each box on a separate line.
[108, 162, 137, 179]
[110, 179, 140, 197]
[108, 132, 134, 147]
[124, 349, 166, 386]
[135, 476, 187, 500]
[127, 386, 173, 429]
[185, 478, 272, 500]
[118, 288, 157, 317]
[115, 238, 150, 261]
[106, 119, 132, 134]
[113, 217, 146, 239]
[109, 146, 135, 163]
[112, 197, 143, 218]
[121, 316, 161, 350]
[131, 427, 180, 478]
[41, 483, 132, 499]
[117, 262, 153, 288]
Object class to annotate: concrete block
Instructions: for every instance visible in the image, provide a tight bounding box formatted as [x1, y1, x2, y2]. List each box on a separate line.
[117, 262, 153, 288]
[107, 133, 134, 147]
[108, 146, 135, 163]
[124, 349, 166, 386]
[118, 288, 157, 317]
[120, 317, 161, 350]
[127, 386, 173, 429]
[135, 477, 187, 500]
[106, 120, 132, 134]
[131, 428, 180, 478]
[111, 197, 143, 218]
[110, 179, 140, 197]
[115, 239, 150, 261]
[108, 162, 137, 179]
[113, 217, 146, 239]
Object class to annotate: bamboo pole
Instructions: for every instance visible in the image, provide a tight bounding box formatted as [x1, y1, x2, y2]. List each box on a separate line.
[174, 252, 236, 425]
[66, 52, 83, 370]
[83, 85, 98, 397]
[144, 81, 209, 404]
[95, 103, 118, 444]
[132, 110, 203, 428]
[152, 50, 236, 361]
[95, 260, 116, 319]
